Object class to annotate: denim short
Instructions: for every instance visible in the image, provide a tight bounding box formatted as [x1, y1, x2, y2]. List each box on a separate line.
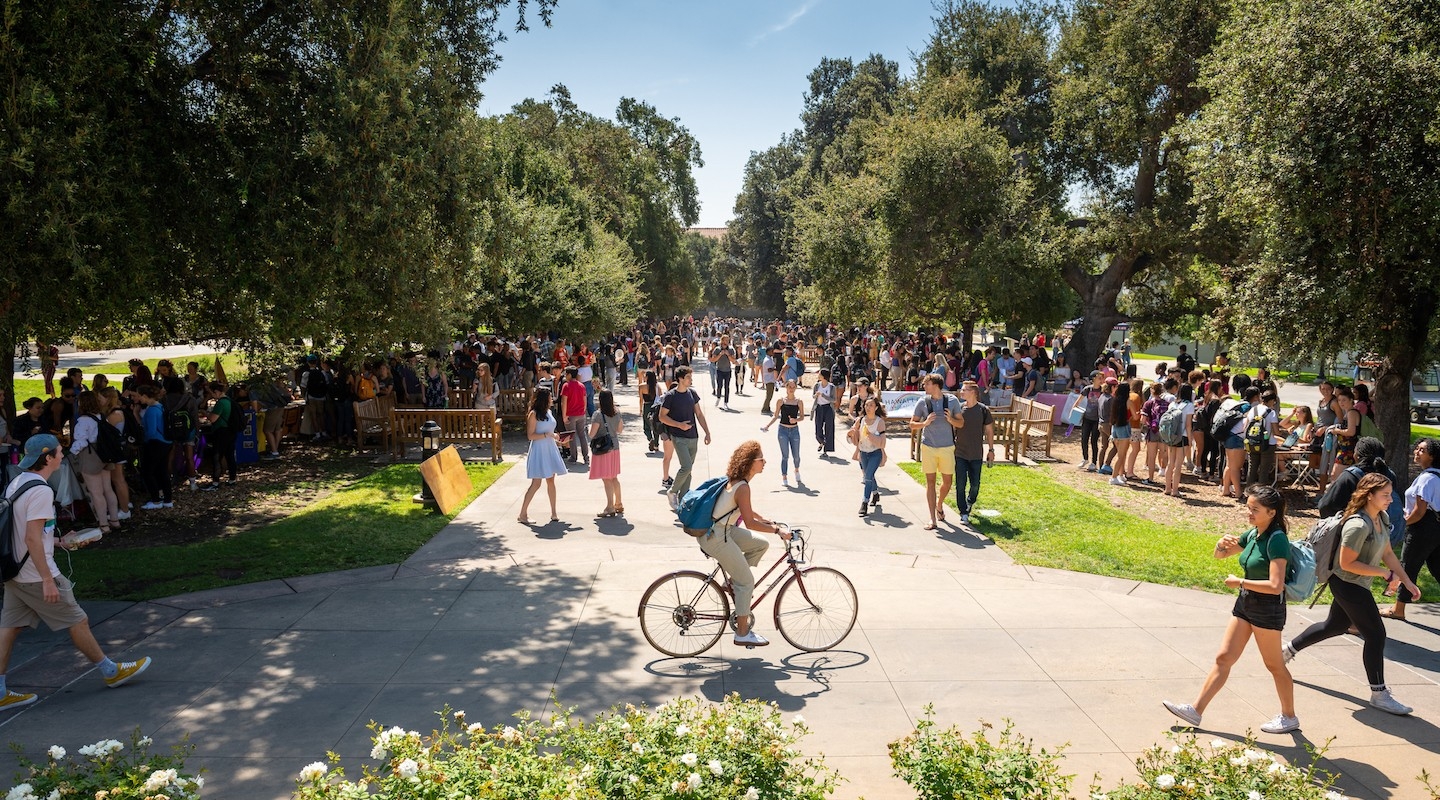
[1232, 588, 1286, 631]
[1225, 433, 1244, 450]
[1112, 424, 1132, 440]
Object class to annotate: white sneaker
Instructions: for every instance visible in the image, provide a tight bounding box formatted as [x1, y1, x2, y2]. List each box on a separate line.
[733, 631, 770, 647]
[1282, 642, 1297, 664]
[667, 493, 679, 511]
[1086, 463, 1098, 472]
[117, 511, 132, 521]
[1370, 689, 1413, 716]
[1117, 475, 1128, 485]
[960, 513, 970, 525]
[1109, 477, 1123, 486]
[1078, 460, 1090, 470]
[1162, 700, 1202, 727]
[140, 501, 164, 511]
[1260, 714, 1300, 734]
[1158, 468, 1166, 478]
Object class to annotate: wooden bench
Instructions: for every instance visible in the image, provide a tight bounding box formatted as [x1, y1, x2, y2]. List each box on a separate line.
[1013, 396, 1057, 461]
[354, 398, 396, 456]
[496, 388, 532, 425]
[391, 407, 502, 463]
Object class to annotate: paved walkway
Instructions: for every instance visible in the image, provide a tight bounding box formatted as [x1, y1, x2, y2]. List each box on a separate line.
[2, 368, 1437, 799]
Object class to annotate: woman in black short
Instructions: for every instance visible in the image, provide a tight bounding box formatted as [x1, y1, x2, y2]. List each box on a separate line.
[1163, 485, 1298, 734]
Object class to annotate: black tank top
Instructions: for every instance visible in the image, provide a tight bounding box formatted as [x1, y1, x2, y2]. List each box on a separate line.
[779, 400, 799, 426]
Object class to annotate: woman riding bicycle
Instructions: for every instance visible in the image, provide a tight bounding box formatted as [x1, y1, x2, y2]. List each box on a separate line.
[702, 440, 791, 647]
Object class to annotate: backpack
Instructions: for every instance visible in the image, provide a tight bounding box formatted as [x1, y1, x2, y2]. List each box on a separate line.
[164, 402, 194, 442]
[306, 367, 329, 399]
[1244, 409, 1271, 452]
[227, 395, 247, 434]
[1210, 400, 1247, 440]
[1295, 512, 1350, 606]
[1281, 529, 1318, 602]
[1157, 401, 1189, 447]
[93, 415, 125, 463]
[944, 360, 959, 389]
[1, 479, 49, 581]
[676, 476, 737, 536]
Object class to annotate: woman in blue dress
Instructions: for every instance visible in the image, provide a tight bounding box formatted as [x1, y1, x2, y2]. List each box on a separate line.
[519, 387, 566, 524]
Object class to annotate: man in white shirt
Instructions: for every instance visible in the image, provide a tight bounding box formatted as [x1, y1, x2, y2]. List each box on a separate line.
[0, 435, 151, 712]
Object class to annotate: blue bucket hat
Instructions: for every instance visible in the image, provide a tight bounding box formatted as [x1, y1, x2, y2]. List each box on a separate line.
[18, 433, 60, 470]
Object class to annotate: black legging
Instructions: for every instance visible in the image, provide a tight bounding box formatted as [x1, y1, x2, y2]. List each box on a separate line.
[1202, 432, 1222, 474]
[1398, 512, 1440, 603]
[141, 440, 172, 503]
[210, 429, 237, 482]
[1080, 417, 1100, 462]
[714, 370, 730, 403]
[1291, 576, 1387, 687]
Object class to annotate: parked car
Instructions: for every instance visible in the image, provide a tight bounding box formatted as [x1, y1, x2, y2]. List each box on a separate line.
[1353, 362, 1440, 423]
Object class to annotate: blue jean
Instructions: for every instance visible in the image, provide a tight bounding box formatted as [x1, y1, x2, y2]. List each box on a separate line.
[813, 403, 835, 452]
[584, 381, 596, 417]
[859, 449, 882, 504]
[954, 457, 985, 514]
[777, 425, 801, 476]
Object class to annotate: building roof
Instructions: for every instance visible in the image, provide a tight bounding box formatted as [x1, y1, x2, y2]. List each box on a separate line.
[687, 227, 728, 241]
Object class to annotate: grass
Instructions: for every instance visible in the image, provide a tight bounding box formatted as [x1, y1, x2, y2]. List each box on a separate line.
[67, 461, 511, 601]
[899, 461, 1440, 602]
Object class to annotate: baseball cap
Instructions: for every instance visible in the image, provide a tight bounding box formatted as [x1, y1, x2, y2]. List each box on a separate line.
[1021, 357, 1033, 365]
[1089, 370, 1102, 379]
[1105, 376, 1119, 385]
[18, 433, 60, 470]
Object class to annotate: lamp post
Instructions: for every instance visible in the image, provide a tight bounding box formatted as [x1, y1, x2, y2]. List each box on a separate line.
[416, 420, 441, 505]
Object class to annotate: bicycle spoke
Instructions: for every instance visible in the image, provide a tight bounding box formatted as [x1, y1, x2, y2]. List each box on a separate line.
[639, 571, 731, 658]
[773, 567, 857, 652]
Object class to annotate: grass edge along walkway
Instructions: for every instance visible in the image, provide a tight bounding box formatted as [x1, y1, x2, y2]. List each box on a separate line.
[69, 461, 511, 602]
[898, 462, 1440, 602]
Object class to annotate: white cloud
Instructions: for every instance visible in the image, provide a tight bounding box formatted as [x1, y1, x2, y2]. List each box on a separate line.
[749, 0, 820, 46]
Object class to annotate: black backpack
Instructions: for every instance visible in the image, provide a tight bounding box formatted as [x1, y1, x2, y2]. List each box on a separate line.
[164, 401, 194, 442]
[306, 367, 329, 399]
[1210, 401, 1247, 440]
[93, 414, 126, 463]
[227, 395, 246, 434]
[1, 479, 48, 581]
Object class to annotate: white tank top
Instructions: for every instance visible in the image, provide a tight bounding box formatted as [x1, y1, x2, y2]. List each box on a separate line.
[858, 417, 884, 453]
[711, 479, 746, 527]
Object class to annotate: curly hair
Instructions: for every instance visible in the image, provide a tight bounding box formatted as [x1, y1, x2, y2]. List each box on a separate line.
[726, 440, 765, 483]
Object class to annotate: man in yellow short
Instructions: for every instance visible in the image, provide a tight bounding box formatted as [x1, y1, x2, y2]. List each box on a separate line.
[909, 374, 964, 530]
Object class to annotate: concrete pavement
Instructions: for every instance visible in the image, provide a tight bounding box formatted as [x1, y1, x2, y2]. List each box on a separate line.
[1, 368, 1437, 799]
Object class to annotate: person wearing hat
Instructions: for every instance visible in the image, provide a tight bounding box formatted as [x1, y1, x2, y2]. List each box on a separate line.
[1019, 357, 1039, 398]
[0, 435, 152, 712]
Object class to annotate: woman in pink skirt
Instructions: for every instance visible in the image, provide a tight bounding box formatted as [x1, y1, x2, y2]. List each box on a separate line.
[589, 389, 625, 517]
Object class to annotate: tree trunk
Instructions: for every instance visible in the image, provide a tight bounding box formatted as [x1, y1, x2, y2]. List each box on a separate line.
[1373, 284, 1440, 492]
[961, 318, 976, 353]
[0, 329, 14, 424]
[1060, 252, 1133, 375]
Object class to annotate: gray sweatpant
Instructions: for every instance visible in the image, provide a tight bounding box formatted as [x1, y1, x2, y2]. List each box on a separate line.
[699, 524, 770, 620]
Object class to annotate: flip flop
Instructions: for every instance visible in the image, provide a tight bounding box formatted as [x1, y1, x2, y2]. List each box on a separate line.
[923, 522, 938, 531]
[517, 516, 532, 525]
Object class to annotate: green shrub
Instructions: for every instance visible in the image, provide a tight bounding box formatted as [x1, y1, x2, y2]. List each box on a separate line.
[293, 695, 839, 799]
[5, 730, 200, 799]
[1098, 734, 1342, 799]
[889, 706, 1072, 800]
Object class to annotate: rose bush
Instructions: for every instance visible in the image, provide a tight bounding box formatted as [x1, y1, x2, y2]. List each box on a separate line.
[293, 694, 838, 799]
[1097, 734, 1344, 800]
[4, 730, 200, 800]
[888, 705, 1072, 800]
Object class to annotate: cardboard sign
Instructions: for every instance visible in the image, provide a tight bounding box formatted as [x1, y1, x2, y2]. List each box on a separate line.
[418, 445, 473, 515]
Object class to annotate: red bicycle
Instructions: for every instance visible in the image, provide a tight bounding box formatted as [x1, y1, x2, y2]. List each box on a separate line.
[638, 527, 858, 657]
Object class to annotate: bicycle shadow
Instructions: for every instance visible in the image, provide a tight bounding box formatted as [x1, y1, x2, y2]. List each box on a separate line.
[699, 650, 871, 710]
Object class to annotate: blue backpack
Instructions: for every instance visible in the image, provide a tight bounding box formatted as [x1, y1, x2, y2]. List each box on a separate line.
[677, 477, 736, 536]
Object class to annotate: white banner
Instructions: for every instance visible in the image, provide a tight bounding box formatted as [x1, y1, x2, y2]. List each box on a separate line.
[881, 391, 961, 419]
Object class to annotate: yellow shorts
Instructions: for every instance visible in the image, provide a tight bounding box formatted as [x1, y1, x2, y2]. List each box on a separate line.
[919, 444, 955, 475]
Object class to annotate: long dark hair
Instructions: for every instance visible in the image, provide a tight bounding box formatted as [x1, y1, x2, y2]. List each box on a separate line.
[598, 389, 617, 418]
[530, 387, 552, 418]
[1246, 484, 1287, 534]
[1110, 383, 1131, 425]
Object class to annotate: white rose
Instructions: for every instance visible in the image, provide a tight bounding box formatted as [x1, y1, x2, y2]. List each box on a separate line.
[1326, 793, 1348, 800]
[675, 724, 690, 736]
[745, 787, 761, 800]
[397, 758, 419, 779]
[370, 744, 387, 760]
[502, 725, 521, 742]
[620, 721, 631, 731]
[708, 759, 723, 776]
[688, 773, 703, 790]
[5, 783, 33, 800]
[143, 768, 178, 792]
[1244, 748, 1267, 762]
[628, 775, 639, 784]
[1210, 739, 1228, 749]
[467, 722, 485, 736]
[792, 714, 806, 725]
[46, 746, 64, 761]
[453, 710, 466, 721]
[299, 762, 328, 781]
[137, 736, 153, 747]
[1154, 774, 1176, 789]
[679, 752, 698, 767]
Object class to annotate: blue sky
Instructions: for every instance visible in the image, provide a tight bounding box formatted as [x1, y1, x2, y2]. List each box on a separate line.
[479, 1, 943, 227]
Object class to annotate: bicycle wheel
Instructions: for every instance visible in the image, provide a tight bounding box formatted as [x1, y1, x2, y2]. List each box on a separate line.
[773, 567, 858, 652]
[638, 570, 731, 657]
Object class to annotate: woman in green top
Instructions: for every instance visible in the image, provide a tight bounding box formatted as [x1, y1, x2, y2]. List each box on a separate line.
[202, 382, 236, 489]
[1284, 472, 1421, 716]
[1164, 485, 1299, 734]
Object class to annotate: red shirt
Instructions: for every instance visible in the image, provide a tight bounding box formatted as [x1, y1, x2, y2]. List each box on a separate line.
[560, 379, 587, 421]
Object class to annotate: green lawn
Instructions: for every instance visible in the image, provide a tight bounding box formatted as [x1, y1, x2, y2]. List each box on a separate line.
[900, 462, 1440, 602]
[69, 461, 510, 601]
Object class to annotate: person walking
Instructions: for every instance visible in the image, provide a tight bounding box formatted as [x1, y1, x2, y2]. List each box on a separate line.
[560, 366, 590, 466]
[709, 336, 734, 410]
[661, 366, 710, 509]
[1382, 439, 1440, 620]
[1283, 473, 1421, 715]
[518, 388, 565, 525]
[952, 381, 996, 526]
[910, 374, 964, 530]
[760, 348, 779, 415]
[850, 397, 887, 516]
[1108, 381, 1133, 486]
[589, 389, 624, 518]
[761, 379, 806, 487]
[812, 368, 836, 455]
[1, 435, 151, 713]
[1163, 485, 1299, 734]
[695, 440, 791, 647]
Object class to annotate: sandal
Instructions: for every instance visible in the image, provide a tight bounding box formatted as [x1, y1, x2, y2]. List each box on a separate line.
[1379, 608, 1406, 620]
[517, 516, 532, 525]
[597, 508, 616, 518]
[937, 508, 946, 522]
[614, 505, 625, 515]
[923, 521, 938, 531]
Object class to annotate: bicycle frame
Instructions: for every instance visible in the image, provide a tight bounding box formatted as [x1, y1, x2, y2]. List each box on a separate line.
[695, 529, 810, 618]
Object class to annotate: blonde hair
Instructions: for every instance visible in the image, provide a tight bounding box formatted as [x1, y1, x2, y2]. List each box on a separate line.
[1343, 472, 1392, 520]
